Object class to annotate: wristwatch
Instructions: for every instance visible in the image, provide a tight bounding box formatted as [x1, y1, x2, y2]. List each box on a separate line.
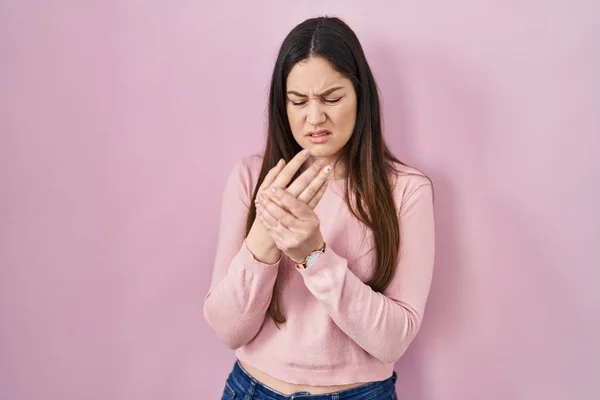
[295, 242, 326, 270]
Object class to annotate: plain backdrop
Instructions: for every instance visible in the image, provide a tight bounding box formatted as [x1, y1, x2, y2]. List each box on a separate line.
[1, 1, 599, 399]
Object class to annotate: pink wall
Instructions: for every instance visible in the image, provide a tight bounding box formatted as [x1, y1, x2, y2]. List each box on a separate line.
[1, 1, 598, 399]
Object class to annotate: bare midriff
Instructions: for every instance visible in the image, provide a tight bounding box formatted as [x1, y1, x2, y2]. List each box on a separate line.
[239, 361, 366, 395]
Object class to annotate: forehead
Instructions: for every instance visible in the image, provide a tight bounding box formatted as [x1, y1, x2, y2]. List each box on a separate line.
[286, 56, 348, 90]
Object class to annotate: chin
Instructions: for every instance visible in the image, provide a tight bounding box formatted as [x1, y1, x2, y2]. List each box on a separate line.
[309, 146, 341, 159]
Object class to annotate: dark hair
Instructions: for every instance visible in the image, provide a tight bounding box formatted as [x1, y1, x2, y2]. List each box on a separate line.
[247, 16, 407, 325]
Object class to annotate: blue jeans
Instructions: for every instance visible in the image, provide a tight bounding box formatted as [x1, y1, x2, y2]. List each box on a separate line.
[221, 361, 398, 400]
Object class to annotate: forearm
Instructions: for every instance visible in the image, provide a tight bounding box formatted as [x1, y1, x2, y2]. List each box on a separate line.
[245, 223, 282, 264]
[299, 247, 429, 363]
[203, 242, 279, 349]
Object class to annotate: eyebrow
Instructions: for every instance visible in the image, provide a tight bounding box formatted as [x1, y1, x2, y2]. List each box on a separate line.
[286, 86, 344, 98]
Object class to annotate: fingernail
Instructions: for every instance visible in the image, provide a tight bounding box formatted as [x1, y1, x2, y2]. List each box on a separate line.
[256, 194, 263, 202]
[301, 149, 310, 156]
[324, 165, 332, 174]
[270, 187, 277, 194]
[277, 158, 284, 166]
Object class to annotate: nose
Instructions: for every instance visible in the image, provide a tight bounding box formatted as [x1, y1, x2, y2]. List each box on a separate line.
[306, 100, 326, 126]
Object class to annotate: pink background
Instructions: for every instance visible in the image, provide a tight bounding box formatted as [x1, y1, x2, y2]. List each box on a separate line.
[1, 1, 599, 399]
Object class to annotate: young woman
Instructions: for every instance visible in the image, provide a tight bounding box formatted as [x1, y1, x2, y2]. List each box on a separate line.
[204, 16, 435, 400]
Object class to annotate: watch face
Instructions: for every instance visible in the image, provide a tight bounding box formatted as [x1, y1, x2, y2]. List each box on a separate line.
[306, 251, 323, 267]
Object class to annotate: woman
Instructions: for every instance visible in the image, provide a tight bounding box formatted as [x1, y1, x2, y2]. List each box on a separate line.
[204, 16, 435, 399]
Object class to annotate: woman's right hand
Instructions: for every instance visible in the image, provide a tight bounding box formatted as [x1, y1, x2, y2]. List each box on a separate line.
[245, 149, 331, 263]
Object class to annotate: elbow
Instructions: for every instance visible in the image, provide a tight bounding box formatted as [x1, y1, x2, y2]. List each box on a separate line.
[202, 302, 254, 350]
[214, 331, 248, 350]
[374, 318, 422, 364]
[376, 339, 413, 364]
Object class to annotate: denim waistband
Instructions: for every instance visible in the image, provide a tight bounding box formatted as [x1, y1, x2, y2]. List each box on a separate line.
[226, 360, 397, 399]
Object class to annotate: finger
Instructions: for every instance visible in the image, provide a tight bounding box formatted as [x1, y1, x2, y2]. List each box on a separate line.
[257, 205, 295, 244]
[266, 187, 313, 220]
[256, 207, 271, 229]
[256, 212, 288, 251]
[259, 158, 286, 191]
[256, 190, 286, 214]
[256, 159, 286, 208]
[256, 212, 273, 233]
[259, 195, 298, 228]
[271, 149, 311, 188]
[297, 164, 332, 204]
[256, 203, 279, 230]
[285, 159, 323, 197]
[307, 178, 329, 209]
[257, 207, 293, 251]
[270, 226, 288, 246]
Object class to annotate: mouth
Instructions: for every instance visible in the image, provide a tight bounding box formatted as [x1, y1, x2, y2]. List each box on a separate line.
[306, 130, 331, 137]
[305, 129, 332, 144]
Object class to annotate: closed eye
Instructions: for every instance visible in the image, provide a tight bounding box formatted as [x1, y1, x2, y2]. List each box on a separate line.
[289, 97, 342, 106]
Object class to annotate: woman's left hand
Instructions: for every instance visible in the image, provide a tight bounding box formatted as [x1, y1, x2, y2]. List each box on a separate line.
[255, 187, 324, 263]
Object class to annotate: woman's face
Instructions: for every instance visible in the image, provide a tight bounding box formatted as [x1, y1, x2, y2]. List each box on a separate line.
[286, 56, 357, 164]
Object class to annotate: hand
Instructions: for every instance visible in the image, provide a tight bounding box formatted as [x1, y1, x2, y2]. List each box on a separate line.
[255, 187, 325, 263]
[262, 149, 331, 209]
[245, 149, 330, 263]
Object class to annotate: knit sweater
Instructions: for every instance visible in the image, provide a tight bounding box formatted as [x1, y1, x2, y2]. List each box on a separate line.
[203, 155, 435, 386]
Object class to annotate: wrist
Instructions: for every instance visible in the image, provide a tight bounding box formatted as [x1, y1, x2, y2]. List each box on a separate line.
[294, 241, 326, 269]
[246, 228, 280, 264]
[246, 241, 281, 264]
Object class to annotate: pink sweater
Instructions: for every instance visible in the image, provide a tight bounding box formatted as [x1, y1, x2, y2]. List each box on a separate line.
[203, 155, 435, 386]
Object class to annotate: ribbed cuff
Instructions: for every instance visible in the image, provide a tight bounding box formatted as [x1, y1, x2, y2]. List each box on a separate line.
[239, 240, 281, 268]
[297, 246, 347, 300]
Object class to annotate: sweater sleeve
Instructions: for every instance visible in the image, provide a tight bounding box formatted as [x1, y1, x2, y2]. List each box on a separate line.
[298, 183, 435, 363]
[203, 159, 280, 349]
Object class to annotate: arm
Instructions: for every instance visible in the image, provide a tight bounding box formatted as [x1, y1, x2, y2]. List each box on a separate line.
[203, 159, 280, 349]
[298, 184, 435, 363]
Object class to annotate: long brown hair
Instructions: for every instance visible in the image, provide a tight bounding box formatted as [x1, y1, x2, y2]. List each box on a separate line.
[247, 17, 406, 325]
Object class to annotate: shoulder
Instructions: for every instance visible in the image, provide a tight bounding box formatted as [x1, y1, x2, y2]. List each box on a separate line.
[389, 162, 433, 211]
[237, 154, 264, 184]
[239, 154, 264, 175]
[226, 154, 265, 197]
